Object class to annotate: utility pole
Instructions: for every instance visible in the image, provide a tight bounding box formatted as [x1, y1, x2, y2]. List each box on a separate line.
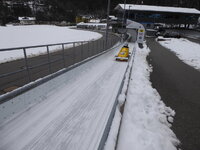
[105, 0, 111, 49]
[122, 0, 127, 28]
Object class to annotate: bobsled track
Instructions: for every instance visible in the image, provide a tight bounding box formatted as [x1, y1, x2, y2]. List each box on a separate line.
[0, 42, 135, 150]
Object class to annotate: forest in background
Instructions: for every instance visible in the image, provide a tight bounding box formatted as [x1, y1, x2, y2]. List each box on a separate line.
[0, 0, 200, 24]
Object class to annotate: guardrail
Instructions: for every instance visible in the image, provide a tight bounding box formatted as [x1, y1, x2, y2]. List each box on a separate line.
[0, 34, 123, 124]
[97, 33, 132, 150]
[0, 34, 120, 95]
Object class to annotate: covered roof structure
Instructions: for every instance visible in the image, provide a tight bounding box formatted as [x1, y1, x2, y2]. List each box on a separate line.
[115, 4, 200, 15]
[115, 4, 200, 25]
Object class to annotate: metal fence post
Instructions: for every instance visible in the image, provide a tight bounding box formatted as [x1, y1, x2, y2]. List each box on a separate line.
[88, 41, 90, 58]
[103, 40, 105, 51]
[106, 39, 108, 49]
[96, 40, 98, 54]
[81, 42, 83, 60]
[23, 48, 31, 82]
[46, 46, 51, 73]
[98, 40, 100, 53]
[99, 40, 101, 53]
[101, 40, 103, 52]
[73, 42, 76, 64]
[112, 39, 114, 46]
[62, 44, 66, 68]
[99, 40, 102, 53]
[98, 40, 100, 52]
[107, 38, 108, 49]
[99, 40, 102, 52]
[93, 40, 95, 55]
[109, 38, 111, 48]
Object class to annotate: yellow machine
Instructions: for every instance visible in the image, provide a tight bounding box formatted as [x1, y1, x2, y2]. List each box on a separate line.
[76, 16, 89, 23]
[115, 44, 130, 61]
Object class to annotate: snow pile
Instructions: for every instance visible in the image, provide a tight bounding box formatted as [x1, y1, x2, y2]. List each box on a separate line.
[0, 25, 102, 63]
[116, 43, 179, 150]
[158, 38, 200, 70]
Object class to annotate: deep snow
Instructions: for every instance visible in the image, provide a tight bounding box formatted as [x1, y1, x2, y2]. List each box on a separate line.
[0, 25, 102, 63]
[158, 37, 200, 70]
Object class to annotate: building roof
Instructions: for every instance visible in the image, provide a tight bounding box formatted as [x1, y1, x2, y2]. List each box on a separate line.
[115, 4, 200, 15]
[18, 17, 36, 21]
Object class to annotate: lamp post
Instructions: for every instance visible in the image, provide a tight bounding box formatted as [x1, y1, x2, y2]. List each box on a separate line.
[122, 0, 127, 28]
[105, 0, 111, 49]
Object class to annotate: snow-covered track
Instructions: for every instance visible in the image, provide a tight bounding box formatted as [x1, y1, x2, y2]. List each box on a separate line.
[0, 40, 135, 150]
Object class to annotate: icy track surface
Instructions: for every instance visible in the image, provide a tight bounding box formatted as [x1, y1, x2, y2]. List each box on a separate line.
[0, 43, 135, 150]
[157, 37, 200, 71]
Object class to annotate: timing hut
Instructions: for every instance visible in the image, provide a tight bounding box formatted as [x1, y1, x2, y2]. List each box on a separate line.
[115, 4, 200, 28]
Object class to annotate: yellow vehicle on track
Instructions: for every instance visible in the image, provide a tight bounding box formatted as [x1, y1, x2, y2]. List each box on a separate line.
[115, 44, 130, 61]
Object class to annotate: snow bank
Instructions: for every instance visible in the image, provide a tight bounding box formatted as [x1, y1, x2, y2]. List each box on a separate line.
[116, 43, 179, 150]
[0, 25, 102, 63]
[158, 38, 200, 70]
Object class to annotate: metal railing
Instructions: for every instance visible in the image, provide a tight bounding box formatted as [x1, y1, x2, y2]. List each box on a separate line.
[97, 33, 132, 150]
[0, 35, 120, 94]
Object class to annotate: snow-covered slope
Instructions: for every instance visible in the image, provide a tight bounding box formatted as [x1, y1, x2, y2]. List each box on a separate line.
[0, 25, 102, 63]
[0, 43, 134, 150]
[158, 38, 200, 70]
[0, 25, 101, 49]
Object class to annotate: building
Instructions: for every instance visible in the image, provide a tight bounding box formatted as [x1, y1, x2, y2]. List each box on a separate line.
[115, 4, 200, 28]
[18, 17, 36, 25]
[77, 22, 107, 30]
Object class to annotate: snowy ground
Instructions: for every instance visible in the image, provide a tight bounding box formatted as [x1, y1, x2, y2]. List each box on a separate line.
[157, 37, 200, 70]
[0, 43, 134, 150]
[0, 25, 102, 63]
[105, 43, 179, 150]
